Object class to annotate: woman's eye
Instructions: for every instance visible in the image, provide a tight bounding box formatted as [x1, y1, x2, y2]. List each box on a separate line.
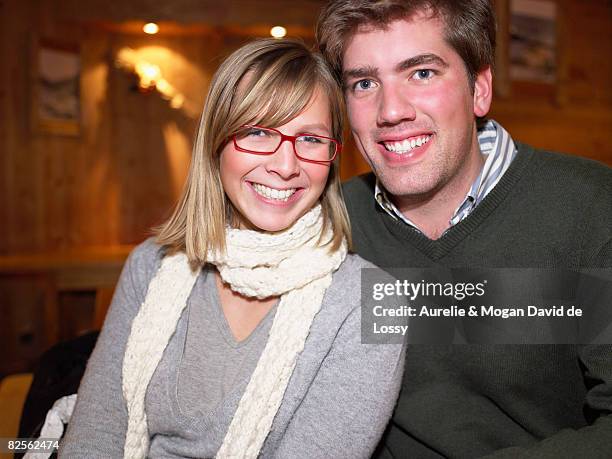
[247, 129, 268, 137]
[353, 79, 377, 91]
[299, 136, 324, 144]
[413, 69, 434, 80]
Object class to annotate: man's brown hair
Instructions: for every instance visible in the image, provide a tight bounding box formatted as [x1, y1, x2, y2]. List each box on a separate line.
[316, 0, 496, 89]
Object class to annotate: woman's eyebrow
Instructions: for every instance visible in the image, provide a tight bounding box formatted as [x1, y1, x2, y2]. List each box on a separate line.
[295, 123, 331, 133]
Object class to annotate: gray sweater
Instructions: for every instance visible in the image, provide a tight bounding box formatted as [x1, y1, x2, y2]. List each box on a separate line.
[60, 239, 404, 458]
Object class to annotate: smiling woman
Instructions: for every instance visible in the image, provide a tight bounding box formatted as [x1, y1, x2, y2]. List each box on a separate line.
[59, 38, 405, 459]
[220, 88, 334, 232]
[157, 38, 349, 257]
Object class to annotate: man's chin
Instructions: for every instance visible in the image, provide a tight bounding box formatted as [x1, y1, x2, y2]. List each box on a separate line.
[378, 173, 442, 202]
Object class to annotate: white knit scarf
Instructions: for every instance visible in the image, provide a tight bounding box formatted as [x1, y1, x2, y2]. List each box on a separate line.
[122, 204, 347, 458]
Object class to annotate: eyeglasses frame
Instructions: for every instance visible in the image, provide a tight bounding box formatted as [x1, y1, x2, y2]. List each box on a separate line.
[231, 124, 341, 165]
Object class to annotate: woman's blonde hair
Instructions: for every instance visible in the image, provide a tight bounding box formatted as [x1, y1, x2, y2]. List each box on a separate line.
[155, 38, 352, 265]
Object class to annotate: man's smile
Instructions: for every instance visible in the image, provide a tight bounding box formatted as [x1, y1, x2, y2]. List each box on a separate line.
[380, 134, 433, 154]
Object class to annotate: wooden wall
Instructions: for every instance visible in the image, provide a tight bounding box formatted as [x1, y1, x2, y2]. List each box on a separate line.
[1, 0, 611, 255]
[489, 0, 611, 165]
[1, 0, 264, 253]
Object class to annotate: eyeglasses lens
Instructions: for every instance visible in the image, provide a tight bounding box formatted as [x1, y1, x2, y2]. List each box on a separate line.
[295, 135, 335, 161]
[235, 127, 335, 161]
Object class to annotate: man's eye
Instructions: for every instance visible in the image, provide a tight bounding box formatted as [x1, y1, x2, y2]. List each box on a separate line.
[413, 69, 435, 80]
[353, 79, 377, 91]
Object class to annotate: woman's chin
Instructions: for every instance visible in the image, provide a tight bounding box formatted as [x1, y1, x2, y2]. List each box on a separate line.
[237, 210, 306, 233]
[234, 197, 319, 232]
[246, 219, 296, 233]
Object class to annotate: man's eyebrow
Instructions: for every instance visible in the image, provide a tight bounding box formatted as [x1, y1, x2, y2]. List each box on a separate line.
[396, 53, 449, 72]
[342, 65, 379, 83]
[342, 54, 448, 84]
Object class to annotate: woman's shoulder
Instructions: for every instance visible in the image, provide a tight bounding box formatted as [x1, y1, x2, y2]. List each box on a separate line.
[128, 236, 165, 264]
[324, 252, 383, 314]
[125, 237, 167, 272]
[333, 252, 382, 283]
[120, 237, 168, 298]
[340, 252, 379, 270]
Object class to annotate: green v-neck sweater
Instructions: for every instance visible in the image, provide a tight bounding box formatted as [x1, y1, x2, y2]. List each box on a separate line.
[342, 143, 612, 458]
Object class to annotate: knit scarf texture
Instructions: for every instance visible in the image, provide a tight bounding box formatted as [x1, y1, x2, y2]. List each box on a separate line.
[122, 204, 347, 458]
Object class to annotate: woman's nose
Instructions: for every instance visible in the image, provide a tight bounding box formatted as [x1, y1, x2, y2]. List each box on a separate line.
[265, 139, 300, 178]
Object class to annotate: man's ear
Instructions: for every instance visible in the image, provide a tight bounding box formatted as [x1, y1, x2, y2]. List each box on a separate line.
[473, 66, 493, 117]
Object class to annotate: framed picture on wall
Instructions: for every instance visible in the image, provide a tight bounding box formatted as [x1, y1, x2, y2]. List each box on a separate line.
[494, 0, 567, 104]
[30, 39, 81, 136]
[509, 0, 557, 83]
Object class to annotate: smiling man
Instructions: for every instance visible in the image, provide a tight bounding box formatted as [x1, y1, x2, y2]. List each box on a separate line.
[340, 15, 492, 239]
[317, 1, 612, 458]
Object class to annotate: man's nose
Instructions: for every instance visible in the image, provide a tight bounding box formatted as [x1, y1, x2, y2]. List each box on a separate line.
[377, 83, 416, 126]
[265, 139, 300, 179]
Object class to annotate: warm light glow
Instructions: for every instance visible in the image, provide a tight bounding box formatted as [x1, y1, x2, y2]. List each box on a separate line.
[141, 64, 160, 80]
[270, 26, 287, 38]
[155, 79, 173, 99]
[114, 46, 198, 117]
[170, 94, 185, 109]
[135, 62, 161, 88]
[143, 23, 159, 35]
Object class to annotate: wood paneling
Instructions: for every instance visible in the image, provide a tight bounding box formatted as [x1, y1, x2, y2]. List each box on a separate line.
[0, 0, 610, 255]
[0, 245, 131, 375]
[0, 0, 609, 378]
[48, 0, 327, 30]
[2, 0, 42, 254]
[0, 274, 52, 375]
[490, 0, 611, 165]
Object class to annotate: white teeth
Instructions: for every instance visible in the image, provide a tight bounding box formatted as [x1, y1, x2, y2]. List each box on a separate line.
[383, 135, 431, 153]
[252, 183, 297, 201]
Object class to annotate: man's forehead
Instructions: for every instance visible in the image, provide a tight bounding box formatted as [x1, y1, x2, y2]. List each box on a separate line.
[342, 14, 446, 70]
[351, 8, 439, 36]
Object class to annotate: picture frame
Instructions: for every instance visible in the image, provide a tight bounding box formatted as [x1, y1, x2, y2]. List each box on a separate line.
[30, 38, 81, 136]
[494, 0, 567, 105]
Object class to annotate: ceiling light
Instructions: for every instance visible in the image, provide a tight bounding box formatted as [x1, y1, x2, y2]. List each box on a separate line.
[143, 23, 159, 35]
[270, 26, 286, 39]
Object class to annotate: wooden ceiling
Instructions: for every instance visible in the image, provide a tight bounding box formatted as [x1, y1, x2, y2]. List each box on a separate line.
[49, 0, 328, 37]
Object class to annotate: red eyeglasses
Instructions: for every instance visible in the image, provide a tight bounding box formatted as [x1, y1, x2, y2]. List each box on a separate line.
[232, 125, 341, 164]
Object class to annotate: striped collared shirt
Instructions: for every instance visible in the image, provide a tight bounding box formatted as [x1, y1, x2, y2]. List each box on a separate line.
[374, 119, 517, 231]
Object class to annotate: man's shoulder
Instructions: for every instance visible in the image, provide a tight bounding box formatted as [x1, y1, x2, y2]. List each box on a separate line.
[519, 142, 612, 186]
[342, 171, 377, 197]
[341, 172, 382, 222]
